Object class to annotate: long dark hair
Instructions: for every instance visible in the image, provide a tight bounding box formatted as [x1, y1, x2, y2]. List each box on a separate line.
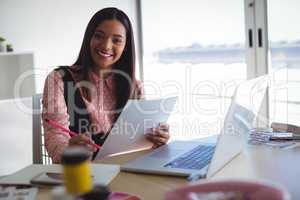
[73, 7, 136, 113]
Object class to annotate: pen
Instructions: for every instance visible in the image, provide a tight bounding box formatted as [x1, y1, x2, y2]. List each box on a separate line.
[45, 118, 101, 150]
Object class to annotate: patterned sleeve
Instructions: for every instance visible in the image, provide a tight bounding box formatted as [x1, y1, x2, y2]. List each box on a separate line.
[42, 70, 70, 163]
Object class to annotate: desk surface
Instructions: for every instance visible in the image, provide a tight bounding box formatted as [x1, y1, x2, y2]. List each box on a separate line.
[97, 149, 188, 199]
[37, 149, 188, 200]
[213, 145, 300, 200]
[37, 144, 300, 200]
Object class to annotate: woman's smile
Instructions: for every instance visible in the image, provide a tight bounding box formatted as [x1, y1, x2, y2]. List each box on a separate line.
[96, 49, 114, 58]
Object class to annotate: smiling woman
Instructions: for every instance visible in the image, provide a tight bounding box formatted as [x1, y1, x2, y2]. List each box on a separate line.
[41, 7, 170, 163]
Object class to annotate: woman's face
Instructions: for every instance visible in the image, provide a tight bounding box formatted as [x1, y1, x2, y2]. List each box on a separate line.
[90, 19, 127, 70]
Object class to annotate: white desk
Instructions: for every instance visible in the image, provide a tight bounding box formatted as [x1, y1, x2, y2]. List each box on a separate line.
[213, 145, 300, 200]
[35, 144, 300, 200]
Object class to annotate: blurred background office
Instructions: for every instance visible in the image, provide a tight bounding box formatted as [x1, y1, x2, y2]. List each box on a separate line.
[0, 0, 299, 175]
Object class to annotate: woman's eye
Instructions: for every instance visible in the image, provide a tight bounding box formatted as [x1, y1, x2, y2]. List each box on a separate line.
[113, 38, 123, 44]
[93, 33, 104, 39]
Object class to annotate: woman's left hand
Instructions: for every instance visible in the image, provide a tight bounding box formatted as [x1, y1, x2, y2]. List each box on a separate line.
[146, 123, 170, 149]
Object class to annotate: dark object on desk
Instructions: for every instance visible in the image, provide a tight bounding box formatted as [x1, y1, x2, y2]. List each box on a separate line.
[30, 172, 95, 186]
[79, 185, 111, 200]
[30, 172, 63, 186]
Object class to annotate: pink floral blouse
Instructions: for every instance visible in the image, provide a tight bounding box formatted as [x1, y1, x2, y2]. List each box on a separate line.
[42, 67, 144, 163]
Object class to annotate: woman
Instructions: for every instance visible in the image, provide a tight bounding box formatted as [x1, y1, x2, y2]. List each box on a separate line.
[42, 7, 170, 163]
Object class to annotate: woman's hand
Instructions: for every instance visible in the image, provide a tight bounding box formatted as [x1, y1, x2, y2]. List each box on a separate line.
[146, 123, 170, 149]
[68, 133, 98, 152]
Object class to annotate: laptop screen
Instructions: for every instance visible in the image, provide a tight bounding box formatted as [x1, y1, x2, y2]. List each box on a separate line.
[207, 75, 268, 177]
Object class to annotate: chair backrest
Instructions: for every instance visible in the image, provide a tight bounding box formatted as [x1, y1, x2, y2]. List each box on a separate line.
[0, 97, 32, 175]
[32, 94, 52, 164]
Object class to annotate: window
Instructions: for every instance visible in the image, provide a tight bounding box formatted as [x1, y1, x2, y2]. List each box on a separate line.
[267, 0, 300, 126]
[141, 0, 247, 139]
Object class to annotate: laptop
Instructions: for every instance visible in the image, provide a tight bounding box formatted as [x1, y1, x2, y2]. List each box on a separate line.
[121, 76, 268, 178]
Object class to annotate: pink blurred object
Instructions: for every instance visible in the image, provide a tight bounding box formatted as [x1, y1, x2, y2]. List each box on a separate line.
[108, 192, 141, 200]
[165, 180, 290, 200]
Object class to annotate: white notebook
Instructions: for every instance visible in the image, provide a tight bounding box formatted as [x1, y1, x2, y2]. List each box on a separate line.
[0, 164, 120, 186]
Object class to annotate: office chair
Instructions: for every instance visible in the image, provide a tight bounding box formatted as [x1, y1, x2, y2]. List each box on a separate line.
[32, 94, 52, 164]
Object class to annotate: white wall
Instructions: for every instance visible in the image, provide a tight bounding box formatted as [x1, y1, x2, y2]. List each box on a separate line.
[0, 53, 36, 99]
[0, 0, 137, 92]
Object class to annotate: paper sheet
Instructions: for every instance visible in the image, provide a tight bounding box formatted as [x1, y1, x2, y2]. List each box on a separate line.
[95, 97, 178, 160]
[0, 187, 37, 200]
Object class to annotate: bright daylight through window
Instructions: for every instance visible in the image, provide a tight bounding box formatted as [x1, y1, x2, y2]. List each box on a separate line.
[142, 0, 247, 139]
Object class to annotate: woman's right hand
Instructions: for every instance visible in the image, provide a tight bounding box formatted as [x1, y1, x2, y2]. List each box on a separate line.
[68, 133, 98, 152]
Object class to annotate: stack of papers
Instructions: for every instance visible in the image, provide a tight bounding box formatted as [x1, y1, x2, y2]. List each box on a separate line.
[248, 129, 297, 148]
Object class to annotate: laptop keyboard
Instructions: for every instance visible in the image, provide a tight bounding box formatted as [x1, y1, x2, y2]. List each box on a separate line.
[164, 145, 215, 170]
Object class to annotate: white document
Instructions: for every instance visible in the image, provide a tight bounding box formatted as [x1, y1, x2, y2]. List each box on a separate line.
[95, 96, 178, 160]
[0, 164, 120, 186]
[0, 187, 38, 200]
